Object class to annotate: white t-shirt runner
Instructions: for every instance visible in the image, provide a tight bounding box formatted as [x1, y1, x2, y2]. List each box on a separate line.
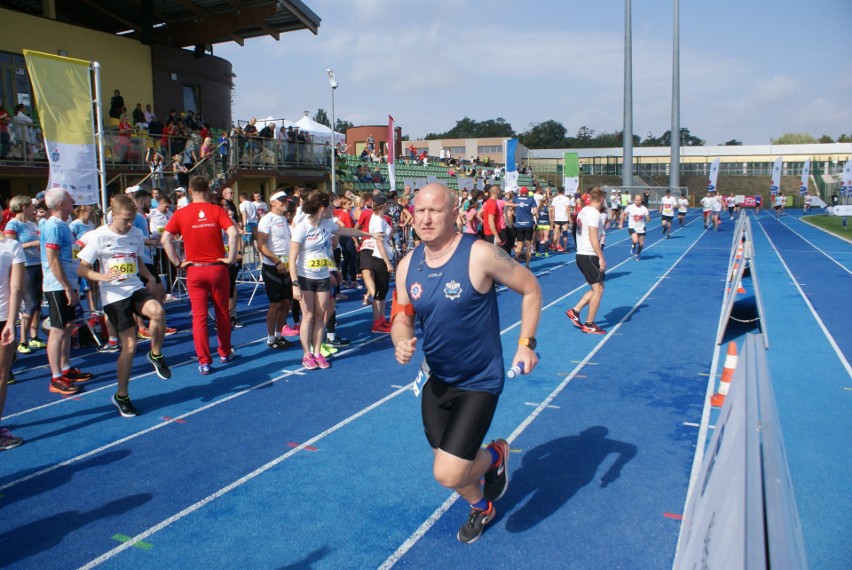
[257, 212, 291, 267]
[77, 225, 147, 306]
[700, 196, 714, 212]
[660, 195, 677, 217]
[369, 213, 393, 262]
[623, 204, 649, 233]
[0, 239, 26, 321]
[290, 217, 338, 279]
[550, 194, 572, 223]
[677, 197, 689, 213]
[576, 205, 602, 255]
[711, 195, 723, 212]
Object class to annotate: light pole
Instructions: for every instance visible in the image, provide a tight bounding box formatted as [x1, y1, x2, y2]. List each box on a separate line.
[326, 68, 338, 196]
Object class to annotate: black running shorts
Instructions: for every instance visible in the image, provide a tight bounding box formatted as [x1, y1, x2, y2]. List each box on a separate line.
[262, 263, 293, 303]
[421, 375, 499, 461]
[104, 288, 157, 333]
[576, 253, 605, 285]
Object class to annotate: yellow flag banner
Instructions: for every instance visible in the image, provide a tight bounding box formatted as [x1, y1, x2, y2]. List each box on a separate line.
[23, 50, 98, 204]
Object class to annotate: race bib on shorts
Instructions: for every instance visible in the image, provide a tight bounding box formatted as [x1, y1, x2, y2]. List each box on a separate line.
[412, 360, 431, 398]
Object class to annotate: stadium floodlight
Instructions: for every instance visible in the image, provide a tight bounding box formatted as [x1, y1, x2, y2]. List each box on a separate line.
[327, 69, 338, 90]
[327, 69, 338, 195]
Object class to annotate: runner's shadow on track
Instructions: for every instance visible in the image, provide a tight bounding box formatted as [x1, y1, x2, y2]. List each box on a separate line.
[0, 492, 152, 567]
[497, 426, 637, 533]
[602, 304, 648, 324]
[602, 271, 629, 281]
[278, 545, 332, 569]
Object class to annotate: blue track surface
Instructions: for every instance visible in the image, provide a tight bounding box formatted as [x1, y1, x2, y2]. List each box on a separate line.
[0, 209, 849, 569]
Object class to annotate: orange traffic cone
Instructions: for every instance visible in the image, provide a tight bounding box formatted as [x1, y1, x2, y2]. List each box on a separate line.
[711, 342, 738, 407]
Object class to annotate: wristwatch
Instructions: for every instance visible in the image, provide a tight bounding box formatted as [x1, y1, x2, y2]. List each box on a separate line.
[518, 337, 537, 350]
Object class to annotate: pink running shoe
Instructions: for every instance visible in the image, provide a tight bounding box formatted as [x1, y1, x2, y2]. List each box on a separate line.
[281, 323, 300, 337]
[302, 353, 318, 370]
[315, 354, 330, 369]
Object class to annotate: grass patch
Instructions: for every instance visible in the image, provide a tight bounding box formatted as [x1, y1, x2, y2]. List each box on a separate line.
[801, 214, 852, 240]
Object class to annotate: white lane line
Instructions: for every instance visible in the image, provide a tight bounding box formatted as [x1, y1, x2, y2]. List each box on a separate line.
[755, 216, 852, 377]
[380, 220, 707, 569]
[76, 287, 567, 568]
[777, 217, 852, 275]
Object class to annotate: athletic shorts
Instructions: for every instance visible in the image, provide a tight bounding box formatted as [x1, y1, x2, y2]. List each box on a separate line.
[370, 256, 391, 301]
[678, 211, 687, 216]
[553, 220, 570, 226]
[104, 288, 156, 332]
[576, 253, 605, 285]
[229, 260, 242, 296]
[421, 375, 499, 461]
[703, 210, 712, 215]
[262, 263, 293, 303]
[45, 290, 77, 329]
[144, 263, 162, 285]
[628, 228, 645, 236]
[297, 275, 331, 293]
[22, 265, 43, 316]
[774, 205, 781, 210]
[535, 224, 551, 231]
[514, 227, 534, 242]
[661, 215, 673, 222]
[359, 248, 374, 271]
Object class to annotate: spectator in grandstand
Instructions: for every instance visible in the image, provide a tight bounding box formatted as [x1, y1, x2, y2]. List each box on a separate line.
[371, 166, 385, 184]
[182, 133, 199, 170]
[360, 147, 370, 162]
[175, 187, 188, 209]
[0, 99, 10, 160]
[13, 104, 35, 162]
[199, 136, 214, 178]
[143, 104, 154, 124]
[146, 148, 165, 189]
[172, 153, 189, 189]
[420, 150, 428, 166]
[132, 103, 146, 129]
[219, 130, 230, 172]
[366, 133, 375, 151]
[244, 118, 259, 164]
[109, 89, 124, 120]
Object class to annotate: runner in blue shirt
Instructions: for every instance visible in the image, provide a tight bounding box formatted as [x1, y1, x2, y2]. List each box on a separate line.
[512, 186, 537, 267]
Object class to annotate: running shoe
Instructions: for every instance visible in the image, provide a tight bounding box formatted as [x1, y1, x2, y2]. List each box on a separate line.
[302, 353, 318, 370]
[220, 349, 236, 364]
[64, 368, 94, 383]
[147, 352, 172, 380]
[335, 292, 348, 301]
[231, 316, 245, 329]
[483, 439, 510, 502]
[281, 323, 300, 337]
[267, 338, 293, 349]
[566, 308, 583, 330]
[98, 342, 120, 353]
[17, 342, 31, 354]
[457, 502, 495, 544]
[198, 363, 211, 375]
[28, 338, 47, 349]
[112, 394, 139, 418]
[315, 354, 331, 369]
[137, 328, 152, 340]
[371, 319, 390, 334]
[0, 428, 23, 451]
[630, 243, 636, 255]
[49, 376, 80, 395]
[164, 327, 178, 336]
[319, 343, 337, 358]
[581, 322, 607, 335]
[6, 371, 15, 385]
[328, 336, 350, 348]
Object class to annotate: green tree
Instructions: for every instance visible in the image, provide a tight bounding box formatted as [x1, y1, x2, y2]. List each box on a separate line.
[641, 128, 705, 147]
[724, 139, 743, 146]
[425, 117, 515, 139]
[838, 133, 852, 143]
[314, 108, 330, 127]
[576, 126, 595, 143]
[818, 134, 835, 143]
[771, 132, 817, 144]
[519, 120, 570, 149]
[334, 118, 354, 133]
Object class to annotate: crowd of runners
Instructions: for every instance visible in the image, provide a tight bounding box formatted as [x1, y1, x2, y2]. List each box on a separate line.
[0, 176, 719, 544]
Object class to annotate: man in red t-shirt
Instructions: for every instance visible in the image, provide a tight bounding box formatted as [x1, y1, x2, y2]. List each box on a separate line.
[481, 184, 502, 245]
[162, 175, 238, 374]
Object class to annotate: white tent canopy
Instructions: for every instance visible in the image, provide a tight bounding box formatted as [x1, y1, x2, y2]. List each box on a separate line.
[294, 115, 346, 145]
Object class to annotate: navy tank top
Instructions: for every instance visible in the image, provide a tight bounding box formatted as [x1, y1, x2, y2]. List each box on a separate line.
[407, 234, 504, 394]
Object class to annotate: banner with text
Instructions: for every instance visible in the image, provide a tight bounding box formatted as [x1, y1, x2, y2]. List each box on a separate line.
[799, 158, 810, 196]
[23, 50, 98, 204]
[387, 115, 396, 191]
[842, 160, 852, 197]
[504, 139, 519, 190]
[563, 152, 580, 194]
[770, 156, 782, 195]
[707, 157, 721, 192]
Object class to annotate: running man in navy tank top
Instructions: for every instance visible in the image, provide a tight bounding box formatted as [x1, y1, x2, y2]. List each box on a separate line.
[391, 183, 541, 544]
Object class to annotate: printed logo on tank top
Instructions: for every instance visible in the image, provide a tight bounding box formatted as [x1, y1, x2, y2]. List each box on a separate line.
[409, 282, 423, 300]
[199, 210, 206, 219]
[443, 280, 462, 300]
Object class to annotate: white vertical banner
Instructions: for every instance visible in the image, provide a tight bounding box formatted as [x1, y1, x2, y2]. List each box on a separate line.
[504, 138, 519, 190]
[707, 157, 721, 192]
[842, 160, 852, 198]
[770, 156, 782, 195]
[799, 158, 810, 196]
[387, 115, 396, 192]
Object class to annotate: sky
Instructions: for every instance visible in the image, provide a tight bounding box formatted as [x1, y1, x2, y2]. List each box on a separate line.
[217, 0, 852, 146]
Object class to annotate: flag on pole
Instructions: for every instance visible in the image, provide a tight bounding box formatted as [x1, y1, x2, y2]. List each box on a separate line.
[707, 157, 721, 192]
[842, 160, 852, 198]
[563, 152, 580, 194]
[387, 115, 396, 192]
[505, 139, 518, 190]
[23, 50, 98, 204]
[799, 158, 810, 196]
[770, 156, 782, 196]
